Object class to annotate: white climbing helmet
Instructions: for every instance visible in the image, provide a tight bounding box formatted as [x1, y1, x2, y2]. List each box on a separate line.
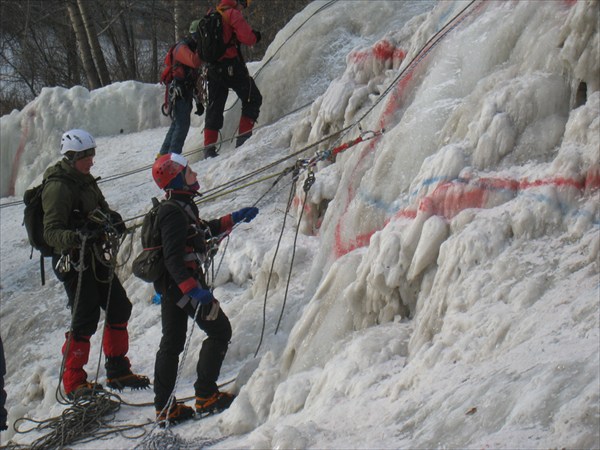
[60, 129, 97, 155]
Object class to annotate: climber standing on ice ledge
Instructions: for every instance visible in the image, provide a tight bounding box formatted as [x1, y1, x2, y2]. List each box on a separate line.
[203, 0, 263, 158]
[151, 153, 259, 424]
[42, 129, 150, 399]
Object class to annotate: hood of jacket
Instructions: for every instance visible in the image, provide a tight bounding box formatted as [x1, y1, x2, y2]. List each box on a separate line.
[43, 159, 96, 188]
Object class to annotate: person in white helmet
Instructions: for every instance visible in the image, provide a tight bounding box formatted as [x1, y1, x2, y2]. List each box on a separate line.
[41, 129, 149, 400]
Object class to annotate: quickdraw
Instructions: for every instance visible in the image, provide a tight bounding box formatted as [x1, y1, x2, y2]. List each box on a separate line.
[296, 128, 385, 170]
[161, 83, 181, 118]
[322, 127, 385, 161]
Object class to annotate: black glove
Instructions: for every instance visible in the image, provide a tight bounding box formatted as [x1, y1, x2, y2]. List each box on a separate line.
[108, 210, 127, 235]
[253, 30, 262, 44]
[77, 227, 104, 245]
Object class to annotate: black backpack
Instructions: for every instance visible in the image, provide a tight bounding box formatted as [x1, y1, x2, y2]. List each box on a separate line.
[23, 181, 54, 258]
[132, 198, 187, 283]
[197, 10, 230, 64]
[22, 176, 74, 285]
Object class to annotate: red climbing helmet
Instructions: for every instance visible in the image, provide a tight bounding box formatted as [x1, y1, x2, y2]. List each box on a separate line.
[152, 153, 188, 189]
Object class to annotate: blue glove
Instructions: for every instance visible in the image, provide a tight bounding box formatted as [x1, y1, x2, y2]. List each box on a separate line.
[232, 207, 259, 224]
[186, 287, 214, 305]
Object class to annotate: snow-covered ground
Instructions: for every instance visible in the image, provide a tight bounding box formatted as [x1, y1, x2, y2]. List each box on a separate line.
[0, 0, 598, 448]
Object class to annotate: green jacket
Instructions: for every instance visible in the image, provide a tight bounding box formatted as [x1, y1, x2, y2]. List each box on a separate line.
[41, 160, 111, 253]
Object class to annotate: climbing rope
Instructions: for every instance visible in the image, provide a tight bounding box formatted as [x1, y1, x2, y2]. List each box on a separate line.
[253, 166, 299, 357]
[12, 391, 148, 450]
[275, 169, 315, 335]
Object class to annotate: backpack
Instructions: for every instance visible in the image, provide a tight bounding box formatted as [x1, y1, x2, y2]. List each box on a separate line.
[132, 198, 187, 283]
[23, 175, 75, 285]
[159, 43, 178, 85]
[23, 181, 53, 259]
[197, 10, 229, 64]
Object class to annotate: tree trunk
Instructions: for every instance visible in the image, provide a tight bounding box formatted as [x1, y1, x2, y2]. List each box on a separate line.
[174, 0, 184, 42]
[77, 0, 111, 86]
[66, 0, 101, 89]
[119, 14, 137, 80]
[150, 0, 158, 82]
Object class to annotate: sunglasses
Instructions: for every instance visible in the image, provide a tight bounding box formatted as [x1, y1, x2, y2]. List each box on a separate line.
[73, 148, 96, 160]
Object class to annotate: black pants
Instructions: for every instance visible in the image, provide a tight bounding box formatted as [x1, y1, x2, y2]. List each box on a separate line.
[205, 57, 262, 130]
[54, 254, 132, 337]
[154, 287, 232, 410]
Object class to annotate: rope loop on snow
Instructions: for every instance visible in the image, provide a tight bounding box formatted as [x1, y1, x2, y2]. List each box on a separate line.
[12, 391, 150, 449]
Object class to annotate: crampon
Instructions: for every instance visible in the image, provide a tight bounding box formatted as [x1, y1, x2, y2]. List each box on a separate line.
[106, 373, 150, 391]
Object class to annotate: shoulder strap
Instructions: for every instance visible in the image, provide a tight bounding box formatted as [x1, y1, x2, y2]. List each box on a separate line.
[216, 6, 231, 26]
[160, 198, 191, 221]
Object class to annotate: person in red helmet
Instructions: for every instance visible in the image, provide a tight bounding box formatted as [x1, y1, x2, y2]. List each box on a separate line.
[151, 153, 258, 424]
[203, 0, 262, 158]
[42, 129, 149, 399]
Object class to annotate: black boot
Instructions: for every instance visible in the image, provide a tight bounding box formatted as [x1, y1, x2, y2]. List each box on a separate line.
[203, 145, 218, 159]
[105, 356, 150, 391]
[235, 131, 252, 148]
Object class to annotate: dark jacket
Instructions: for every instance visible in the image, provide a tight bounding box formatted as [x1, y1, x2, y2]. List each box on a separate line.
[154, 192, 234, 295]
[41, 160, 115, 254]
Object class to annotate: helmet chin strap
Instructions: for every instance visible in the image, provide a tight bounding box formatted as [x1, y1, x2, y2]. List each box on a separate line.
[165, 184, 200, 198]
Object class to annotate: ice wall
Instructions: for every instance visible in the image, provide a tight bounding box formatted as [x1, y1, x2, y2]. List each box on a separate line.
[222, 1, 599, 446]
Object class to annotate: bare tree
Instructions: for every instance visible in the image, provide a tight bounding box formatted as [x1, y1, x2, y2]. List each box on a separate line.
[174, 0, 185, 42]
[0, 0, 313, 113]
[66, 0, 101, 89]
[77, 0, 111, 85]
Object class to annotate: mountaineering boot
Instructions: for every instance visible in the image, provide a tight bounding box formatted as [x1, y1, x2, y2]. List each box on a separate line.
[203, 128, 219, 159]
[156, 400, 195, 426]
[195, 391, 235, 416]
[236, 116, 255, 148]
[105, 356, 150, 391]
[203, 145, 218, 159]
[235, 132, 252, 148]
[106, 372, 150, 391]
[103, 323, 150, 390]
[67, 381, 104, 400]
